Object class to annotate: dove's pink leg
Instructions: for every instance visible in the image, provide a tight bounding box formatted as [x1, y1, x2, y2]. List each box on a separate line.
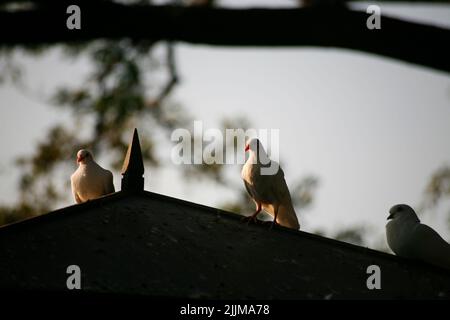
[271, 206, 279, 229]
[242, 203, 262, 224]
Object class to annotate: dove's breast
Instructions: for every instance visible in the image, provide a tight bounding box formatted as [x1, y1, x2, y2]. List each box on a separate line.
[72, 166, 109, 202]
[387, 220, 431, 259]
[386, 220, 416, 257]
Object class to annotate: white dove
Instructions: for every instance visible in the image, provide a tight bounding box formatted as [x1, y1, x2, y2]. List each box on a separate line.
[386, 204, 450, 270]
[241, 138, 300, 230]
[71, 149, 115, 204]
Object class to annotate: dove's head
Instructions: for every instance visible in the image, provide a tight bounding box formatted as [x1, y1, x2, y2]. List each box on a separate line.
[245, 138, 263, 153]
[76, 149, 93, 164]
[244, 138, 273, 166]
[388, 204, 420, 223]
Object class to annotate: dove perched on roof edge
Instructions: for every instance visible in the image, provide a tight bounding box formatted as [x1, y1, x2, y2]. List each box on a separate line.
[71, 149, 115, 204]
[386, 204, 450, 270]
[241, 138, 300, 230]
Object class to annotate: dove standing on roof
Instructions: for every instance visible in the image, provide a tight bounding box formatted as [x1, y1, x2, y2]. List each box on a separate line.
[241, 138, 300, 230]
[71, 149, 115, 204]
[386, 204, 450, 270]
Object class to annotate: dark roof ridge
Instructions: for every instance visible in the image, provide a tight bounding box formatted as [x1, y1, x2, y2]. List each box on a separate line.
[2, 189, 449, 275]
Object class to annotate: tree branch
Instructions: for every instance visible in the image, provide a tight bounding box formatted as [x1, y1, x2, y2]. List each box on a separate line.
[0, 2, 449, 72]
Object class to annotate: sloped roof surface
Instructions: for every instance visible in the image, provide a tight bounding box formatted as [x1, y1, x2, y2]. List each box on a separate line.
[1, 190, 449, 299]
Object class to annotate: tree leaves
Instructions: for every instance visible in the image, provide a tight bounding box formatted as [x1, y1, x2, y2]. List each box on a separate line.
[422, 166, 450, 209]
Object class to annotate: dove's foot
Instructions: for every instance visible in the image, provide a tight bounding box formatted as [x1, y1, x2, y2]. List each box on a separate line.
[241, 214, 260, 225]
[270, 220, 278, 230]
[260, 219, 278, 230]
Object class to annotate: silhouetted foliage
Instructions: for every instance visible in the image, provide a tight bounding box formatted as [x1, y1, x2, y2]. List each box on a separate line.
[334, 226, 366, 246]
[422, 166, 450, 209]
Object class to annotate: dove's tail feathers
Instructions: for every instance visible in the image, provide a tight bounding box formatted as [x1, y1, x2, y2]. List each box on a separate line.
[277, 204, 300, 230]
[430, 241, 450, 270]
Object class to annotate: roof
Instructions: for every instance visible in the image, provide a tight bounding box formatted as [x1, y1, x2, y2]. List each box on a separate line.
[1, 189, 450, 299]
[1, 129, 450, 299]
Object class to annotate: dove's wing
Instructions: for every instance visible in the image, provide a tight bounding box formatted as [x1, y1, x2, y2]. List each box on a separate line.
[71, 175, 82, 204]
[412, 224, 450, 269]
[103, 170, 115, 195]
[271, 167, 294, 204]
[253, 163, 289, 203]
[243, 180, 256, 199]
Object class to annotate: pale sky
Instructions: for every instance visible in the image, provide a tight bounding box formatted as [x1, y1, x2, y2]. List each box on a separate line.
[1, 1, 449, 249]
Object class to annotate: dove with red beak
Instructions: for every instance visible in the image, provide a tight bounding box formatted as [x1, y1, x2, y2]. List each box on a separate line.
[386, 204, 450, 270]
[241, 138, 300, 230]
[71, 149, 115, 204]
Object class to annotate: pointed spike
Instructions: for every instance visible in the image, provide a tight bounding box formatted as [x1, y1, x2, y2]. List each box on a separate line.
[121, 128, 145, 192]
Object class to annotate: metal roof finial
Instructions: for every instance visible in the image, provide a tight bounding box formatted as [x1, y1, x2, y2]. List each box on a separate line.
[121, 128, 144, 192]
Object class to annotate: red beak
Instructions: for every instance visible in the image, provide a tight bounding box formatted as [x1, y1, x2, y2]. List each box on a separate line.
[245, 145, 249, 152]
[77, 156, 84, 163]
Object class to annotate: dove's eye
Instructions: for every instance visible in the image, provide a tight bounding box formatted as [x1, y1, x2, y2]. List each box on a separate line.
[396, 206, 403, 213]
